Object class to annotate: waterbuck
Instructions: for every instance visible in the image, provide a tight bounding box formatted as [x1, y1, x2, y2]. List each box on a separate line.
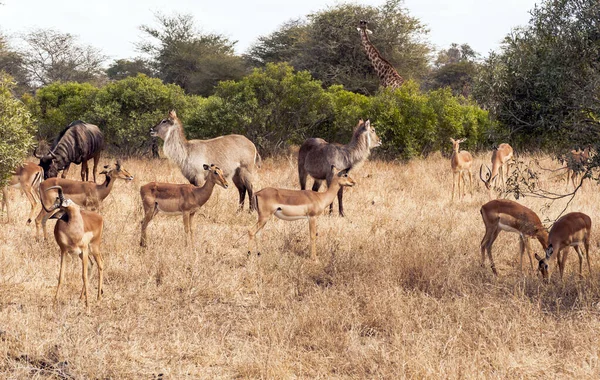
[139, 164, 229, 247]
[35, 121, 104, 182]
[151, 110, 260, 211]
[297, 119, 381, 216]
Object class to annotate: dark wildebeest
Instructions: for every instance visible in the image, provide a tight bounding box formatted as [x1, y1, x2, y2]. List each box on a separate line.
[297, 119, 381, 216]
[35, 121, 104, 183]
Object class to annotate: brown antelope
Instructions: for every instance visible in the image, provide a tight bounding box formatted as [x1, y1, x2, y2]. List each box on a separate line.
[298, 119, 381, 216]
[248, 165, 356, 262]
[35, 160, 133, 240]
[43, 186, 104, 310]
[450, 138, 473, 201]
[1, 162, 43, 224]
[480, 199, 548, 275]
[140, 164, 228, 247]
[479, 143, 514, 198]
[535, 212, 592, 281]
[151, 110, 259, 211]
[566, 147, 590, 189]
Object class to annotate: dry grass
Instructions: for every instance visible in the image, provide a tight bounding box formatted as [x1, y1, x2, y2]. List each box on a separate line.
[1, 153, 600, 378]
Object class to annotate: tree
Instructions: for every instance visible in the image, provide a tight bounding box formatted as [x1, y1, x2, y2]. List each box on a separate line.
[106, 58, 154, 80]
[0, 73, 35, 187]
[246, 0, 431, 94]
[426, 43, 479, 97]
[19, 29, 107, 88]
[0, 34, 28, 94]
[474, 0, 600, 147]
[138, 13, 246, 96]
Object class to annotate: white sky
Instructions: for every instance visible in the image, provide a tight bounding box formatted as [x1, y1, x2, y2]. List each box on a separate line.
[0, 0, 538, 62]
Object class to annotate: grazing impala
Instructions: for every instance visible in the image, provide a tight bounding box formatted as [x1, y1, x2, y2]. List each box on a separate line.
[450, 138, 473, 201]
[140, 164, 228, 247]
[535, 212, 592, 281]
[566, 147, 591, 189]
[248, 165, 355, 262]
[35, 160, 133, 240]
[2, 162, 43, 224]
[479, 143, 514, 198]
[480, 199, 548, 275]
[43, 186, 104, 311]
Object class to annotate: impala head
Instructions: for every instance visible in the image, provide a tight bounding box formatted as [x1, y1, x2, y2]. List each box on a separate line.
[203, 164, 229, 189]
[151, 110, 180, 140]
[100, 159, 134, 181]
[331, 165, 356, 187]
[535, 245, 553, 281]
[449, 138, 466, 153]
[479, 164, 496, 190]
[357, 20, 372, 34]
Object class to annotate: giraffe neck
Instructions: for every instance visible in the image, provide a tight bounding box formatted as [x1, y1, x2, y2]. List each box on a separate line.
[359, 29, 404, 89]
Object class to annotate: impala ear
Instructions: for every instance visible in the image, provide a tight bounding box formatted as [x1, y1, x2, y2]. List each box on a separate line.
[535, 253, 543, 261]
[169, 109, 177, 119]
[103, 165, 109, 169]
[449, 138, 455, 143]
[203, 164, 210, 170]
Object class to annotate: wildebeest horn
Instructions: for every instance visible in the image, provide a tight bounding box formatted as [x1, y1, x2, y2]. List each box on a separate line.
[33, 146, 43, 158]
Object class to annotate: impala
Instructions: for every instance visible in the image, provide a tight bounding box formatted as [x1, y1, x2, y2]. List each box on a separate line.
[248, 165, 355, 262]
[1, 162, 43, 224]
[43, 186, 104, 310]
[35, 160, 133, 240]
[535, 212, 592, 281]
[480, 199, 548, 275]
[140, 164, 228, 247]
[450, 138, 473, 201]
[566, 147, 590, 189]
[479, 143, 514, 198]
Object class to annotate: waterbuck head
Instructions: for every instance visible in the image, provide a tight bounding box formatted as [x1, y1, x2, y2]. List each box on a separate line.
[331, 165, 356, 188]
[100, 159, 134, 181]
[354, 119, 381, 149]
[151, 110, 180, 140]
[534, 245, 553, 281]
[203, 164, 229, 189]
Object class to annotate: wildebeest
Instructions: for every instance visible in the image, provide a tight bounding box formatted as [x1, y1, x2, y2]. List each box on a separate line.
[35, 121, 104, 183]
[297, 119, 381, 216]
[150, 110, 260, 211]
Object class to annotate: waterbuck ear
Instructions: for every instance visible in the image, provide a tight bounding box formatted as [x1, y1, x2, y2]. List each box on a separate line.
[169, 109, 177, 119]
[203, 164, 210, 170]
[365, 120, 371, 129]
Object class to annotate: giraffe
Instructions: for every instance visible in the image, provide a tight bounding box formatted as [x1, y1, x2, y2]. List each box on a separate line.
[357, 20, 405, 89]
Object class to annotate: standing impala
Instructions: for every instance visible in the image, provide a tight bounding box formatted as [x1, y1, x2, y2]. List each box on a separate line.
[479, 143, 514, 198]
[140, 164, 228, 247]
[566, 147, 591, 189]
[535, 212, 592, 281]
[480, 199, 548, 275]
[450, 138, 473, 201]
[2, 162, 43, 224]
[248, 165, 355, 262]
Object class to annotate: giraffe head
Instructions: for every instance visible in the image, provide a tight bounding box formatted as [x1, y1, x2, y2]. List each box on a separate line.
[357, 20, 373, 34]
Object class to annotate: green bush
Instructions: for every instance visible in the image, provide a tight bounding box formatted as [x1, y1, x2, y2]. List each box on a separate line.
[0, 73, 35, 187]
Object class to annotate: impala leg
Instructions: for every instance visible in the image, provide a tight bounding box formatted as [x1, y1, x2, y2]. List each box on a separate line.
[557, 247, 567, 280]
[2, 187, 9, 223]
[525, 237, 534, 273]
[90, 242, 104, 301]
[55, 250, 67, 303]
[452, 172, 457, 201]
[468, 170, 473, 197]
[189, 212, 196, 246]
[183, 212, 191, 247]
[575, 245, 585, 278]
[519, 235, 525, 272]
[585, 235, 592, 276]
[486, 227, 501, 275]
[480, 226, 494, 267]
[140, 204, 158, 247]
[309, 216, 318, 262]
[23, 185, 37, 224]
[248, 215, 269, 256]
[80, 248, 89, 310]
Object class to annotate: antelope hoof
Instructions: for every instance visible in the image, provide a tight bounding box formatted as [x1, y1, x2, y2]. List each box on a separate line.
[247, 251, 251, 257]
[26, 218, 32, 225]
[257, 252, 261, 257]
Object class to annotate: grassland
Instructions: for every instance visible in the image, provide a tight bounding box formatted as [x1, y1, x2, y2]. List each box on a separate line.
[1, 153, 600, 378]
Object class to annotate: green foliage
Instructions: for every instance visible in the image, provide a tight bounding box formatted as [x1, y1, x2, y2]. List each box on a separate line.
[86, 74, 188, 155]
[246, 0, 431, 94]
[106, 58, 154, 80]
[425, 43, 479, 97]
[28, 81, 98, 140]
[0, 73, 35, 187]
[474, 0, 600, 148]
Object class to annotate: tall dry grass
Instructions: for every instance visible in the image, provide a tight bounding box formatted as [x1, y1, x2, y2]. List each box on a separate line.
[1, 153, 600, 378]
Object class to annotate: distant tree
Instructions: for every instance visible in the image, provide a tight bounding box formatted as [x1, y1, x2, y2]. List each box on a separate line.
[106, 58, 154, 80]
[138, 13, 246, 96]
[426, 43, 479, 97]
[246, 0, 431, 94]
[0, 34, 29, 94]
[19, 29, 107, 87]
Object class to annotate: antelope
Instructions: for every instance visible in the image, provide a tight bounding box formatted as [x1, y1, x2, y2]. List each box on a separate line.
[535, 212, 592, 281]
[298, 119, 381, 216]
[450, 138, 473, 201]
[43, 186, 104, 310]
[140, 164, 228, 247]
[1, 162, 43, 224]
[248, 165, 356, 262]
[480, 199, 548, 275]
[566, 147, 590, 189]
[35, 160, 133, 240]
[151, 110, 259, 211]
[479, 143, 514, 198]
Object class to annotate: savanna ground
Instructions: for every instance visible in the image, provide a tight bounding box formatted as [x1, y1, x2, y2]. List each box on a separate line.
[1, 152, 600, 379]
